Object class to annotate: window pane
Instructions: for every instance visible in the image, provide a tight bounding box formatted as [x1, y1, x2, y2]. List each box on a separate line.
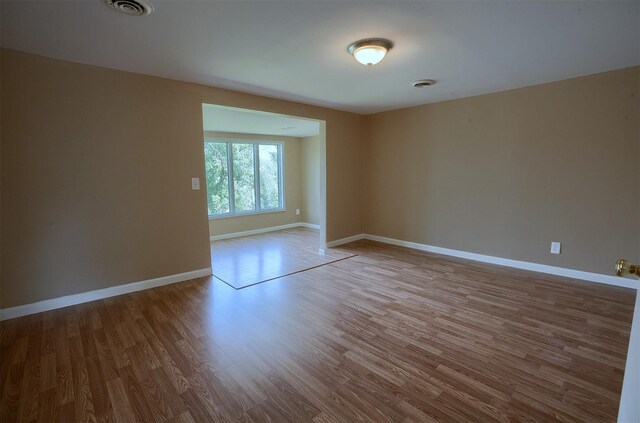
[259, 144, 280, 209]
[232, 143, 256, 211]
[204, 142, 230, 215]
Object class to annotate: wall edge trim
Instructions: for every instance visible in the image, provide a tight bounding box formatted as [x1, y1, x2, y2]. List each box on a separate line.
[326, 233, 366, 247]
[0, 268, 213, 321]
[364, 234, 637, 289]
[210, 222, 319, 241]
[326, 233, 637, 289]
[298, 222, 321, 230]
[5, 231, 633, 321]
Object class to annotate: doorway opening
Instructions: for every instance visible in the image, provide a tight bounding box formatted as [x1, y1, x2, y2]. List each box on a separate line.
[202, 104, 346, 289]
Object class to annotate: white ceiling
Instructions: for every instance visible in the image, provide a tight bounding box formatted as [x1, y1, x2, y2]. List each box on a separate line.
[203, 104, 320, 138]
[1, 1, 638, 114]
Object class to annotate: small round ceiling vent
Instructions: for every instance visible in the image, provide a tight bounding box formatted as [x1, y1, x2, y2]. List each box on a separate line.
[105, 0, 154, 16]
[412, 79, 436, 88]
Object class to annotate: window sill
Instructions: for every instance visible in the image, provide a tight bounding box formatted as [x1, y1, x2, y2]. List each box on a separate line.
[208, 208, 286, 220]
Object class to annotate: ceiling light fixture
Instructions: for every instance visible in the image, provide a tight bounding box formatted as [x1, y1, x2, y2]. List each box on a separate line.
[347, 38, 393, 67]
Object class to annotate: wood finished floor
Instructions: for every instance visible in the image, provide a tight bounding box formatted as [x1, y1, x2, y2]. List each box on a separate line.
[1, 238, 636, 422]
[211, 228, 355, 289]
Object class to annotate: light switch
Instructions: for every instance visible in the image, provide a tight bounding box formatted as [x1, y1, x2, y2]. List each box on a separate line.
[191, 177, 200, 190]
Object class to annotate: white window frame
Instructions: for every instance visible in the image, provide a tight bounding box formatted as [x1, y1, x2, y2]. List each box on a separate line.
[204, 138, 285, 219]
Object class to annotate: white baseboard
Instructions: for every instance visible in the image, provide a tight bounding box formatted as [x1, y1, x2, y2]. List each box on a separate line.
[363, 234, 637, 290]
[324, 232, 636, 290]
[0, 268, 212, 321]
[5, 233, 633, 321]
[210, 222, 319, 241]
[326, 233, 365, 248]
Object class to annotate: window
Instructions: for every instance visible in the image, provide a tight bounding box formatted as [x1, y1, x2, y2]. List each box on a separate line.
[204, 139, 284, 217]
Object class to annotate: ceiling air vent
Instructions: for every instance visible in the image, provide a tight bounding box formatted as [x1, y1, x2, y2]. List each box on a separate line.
[412, 79, 436, 88]
[105, 0, 154, 16]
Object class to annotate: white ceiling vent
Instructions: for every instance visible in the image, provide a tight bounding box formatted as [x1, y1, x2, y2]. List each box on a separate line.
[104, 0, 154, 16]
[412, 79, 436, 88]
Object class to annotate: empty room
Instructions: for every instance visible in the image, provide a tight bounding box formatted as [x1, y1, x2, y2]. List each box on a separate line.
[1, 1, 639, 422]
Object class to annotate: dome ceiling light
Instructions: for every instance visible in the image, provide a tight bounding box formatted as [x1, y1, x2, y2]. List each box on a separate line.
[347, 38, 393, 67]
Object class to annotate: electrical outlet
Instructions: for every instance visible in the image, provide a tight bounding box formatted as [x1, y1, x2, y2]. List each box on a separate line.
[191, 177, 200, 190]
[550, 241, 561, 255]
[296, 208, 300, 215]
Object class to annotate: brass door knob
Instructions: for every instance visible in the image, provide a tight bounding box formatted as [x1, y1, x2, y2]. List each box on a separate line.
[615, 259, 639, 277]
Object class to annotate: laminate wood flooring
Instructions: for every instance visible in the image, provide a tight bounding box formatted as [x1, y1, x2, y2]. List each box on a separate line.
[1, 239, 636, 422]
[211, 228, 355, 289]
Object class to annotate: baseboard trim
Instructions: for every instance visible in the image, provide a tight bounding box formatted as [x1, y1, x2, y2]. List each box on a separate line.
[326, 233, 366, 248]
[325, 232, 635, 289]
[6, 233, 632, 320]
[0, 267, 212, 321]
[210, 222, 319, 241]
[363, 234, 637, 290]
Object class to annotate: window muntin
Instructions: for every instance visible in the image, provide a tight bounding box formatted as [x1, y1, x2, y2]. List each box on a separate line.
[204, 139, 284, 217]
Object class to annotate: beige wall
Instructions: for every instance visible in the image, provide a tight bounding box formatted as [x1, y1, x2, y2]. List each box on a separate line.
[301, 135, 322, 226]
[364, 67, 640, 275]
[204, 131, 302, 236]
[0, 49, 364, 309]
[3, 47, 635, 309]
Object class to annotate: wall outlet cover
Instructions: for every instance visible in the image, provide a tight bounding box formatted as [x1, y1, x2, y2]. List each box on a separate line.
[550, 241, 561, 254]
[191, 177, 200, 190]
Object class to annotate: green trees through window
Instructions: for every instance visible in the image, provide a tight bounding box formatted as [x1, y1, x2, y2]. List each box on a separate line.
[232, 143, 255, 212]
[259, 144, 280, 209]
[204, 140, 283, 216]
[204, 142, 230, 214]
